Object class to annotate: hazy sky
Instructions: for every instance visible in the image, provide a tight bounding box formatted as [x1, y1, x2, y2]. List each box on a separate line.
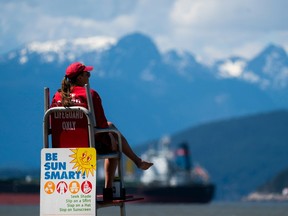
[1, 0, 287, 63]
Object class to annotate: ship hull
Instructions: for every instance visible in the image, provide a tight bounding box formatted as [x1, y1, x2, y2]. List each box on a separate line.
[0, 180, 39, 194]
[127, 183, 215, 203]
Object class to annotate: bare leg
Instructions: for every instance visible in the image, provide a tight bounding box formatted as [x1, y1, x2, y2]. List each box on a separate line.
[104, 158, 118, 188]
[120, 134, 153, 170]
[108, 122, 153, 170]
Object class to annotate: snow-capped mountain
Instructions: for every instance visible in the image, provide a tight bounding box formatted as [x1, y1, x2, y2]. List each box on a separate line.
[246, 44, 288, 89]
[0, 36, 116, 64]
[0, 32, 288, 169]
[215, 45, 288, 90]
[3, 33, 288, 90]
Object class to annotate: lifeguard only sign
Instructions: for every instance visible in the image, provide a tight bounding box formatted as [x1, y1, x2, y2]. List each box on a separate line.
[40, 148, 96, 216]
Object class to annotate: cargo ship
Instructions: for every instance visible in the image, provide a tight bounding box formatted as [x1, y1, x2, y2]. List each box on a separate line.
[125, 136, 215, 203]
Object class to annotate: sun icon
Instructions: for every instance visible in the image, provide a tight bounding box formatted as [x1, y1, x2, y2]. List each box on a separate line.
[69, 148, 96, 177]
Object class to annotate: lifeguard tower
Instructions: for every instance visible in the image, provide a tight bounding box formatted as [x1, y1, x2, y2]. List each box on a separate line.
[40, 84, 142, 216]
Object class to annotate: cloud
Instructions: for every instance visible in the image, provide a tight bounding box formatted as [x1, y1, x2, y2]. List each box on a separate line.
[33, 0, 137, 21]
[170, 0, 288, 31]
[0, 1, 135, 49]
[218, 60, 246, 78]
[1, 0, 288, 62]
[165, 0, 288, 61]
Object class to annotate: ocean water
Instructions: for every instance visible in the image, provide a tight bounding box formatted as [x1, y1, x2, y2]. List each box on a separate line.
[1, 202, 288, 216]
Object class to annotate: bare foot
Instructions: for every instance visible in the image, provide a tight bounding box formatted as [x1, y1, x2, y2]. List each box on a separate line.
[137, 160, 153, 170]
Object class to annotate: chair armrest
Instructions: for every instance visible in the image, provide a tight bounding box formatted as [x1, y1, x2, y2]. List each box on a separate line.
[94, 128, 123, 153]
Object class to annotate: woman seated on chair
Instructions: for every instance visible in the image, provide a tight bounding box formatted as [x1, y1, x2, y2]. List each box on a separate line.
[51, 62, 153, 199]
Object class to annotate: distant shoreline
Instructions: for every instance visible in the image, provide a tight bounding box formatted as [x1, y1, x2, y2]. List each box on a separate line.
[244, 192, 288, 202]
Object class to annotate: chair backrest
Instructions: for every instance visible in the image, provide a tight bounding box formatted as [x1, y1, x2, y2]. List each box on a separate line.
[43, 85, 96, 149]
[50, 108, 89, 148]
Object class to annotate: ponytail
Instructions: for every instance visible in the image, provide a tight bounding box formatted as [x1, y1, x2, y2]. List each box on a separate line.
[61, 75, 72, 107]
[60, 72, 83, 107]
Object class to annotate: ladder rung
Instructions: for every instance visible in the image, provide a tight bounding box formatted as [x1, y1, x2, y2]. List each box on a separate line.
[97, 201, 124, 208]
[97, 152, 120, 160]
[96, 196, 144, 209]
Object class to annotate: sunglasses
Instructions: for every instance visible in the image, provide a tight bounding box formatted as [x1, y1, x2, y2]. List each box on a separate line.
[83, 72, 90, 78]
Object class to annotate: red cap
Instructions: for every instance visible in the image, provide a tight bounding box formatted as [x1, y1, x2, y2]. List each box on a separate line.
[65, 62, 94, 79]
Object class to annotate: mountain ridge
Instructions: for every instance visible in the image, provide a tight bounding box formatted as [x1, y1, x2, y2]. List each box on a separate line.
[148, 109, 288, 200]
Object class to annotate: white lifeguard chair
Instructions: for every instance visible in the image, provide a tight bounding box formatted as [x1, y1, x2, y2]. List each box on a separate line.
[40, 84, 142, 216]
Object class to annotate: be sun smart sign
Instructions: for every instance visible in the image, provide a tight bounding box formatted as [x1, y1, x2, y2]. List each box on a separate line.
[40, 148, 96, 216]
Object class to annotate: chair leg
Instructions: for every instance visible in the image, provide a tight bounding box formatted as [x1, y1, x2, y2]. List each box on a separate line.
[120, 202, 126, 216]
